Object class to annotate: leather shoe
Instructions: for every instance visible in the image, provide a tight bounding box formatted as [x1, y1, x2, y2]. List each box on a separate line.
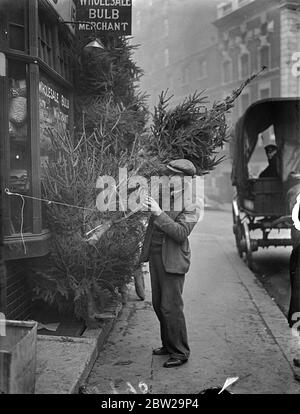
[163, 357, 188, 368]
[152, 347, 169, 356]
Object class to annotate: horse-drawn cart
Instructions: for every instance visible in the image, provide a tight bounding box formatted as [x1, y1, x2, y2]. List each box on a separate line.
[231, 98, 300, 270]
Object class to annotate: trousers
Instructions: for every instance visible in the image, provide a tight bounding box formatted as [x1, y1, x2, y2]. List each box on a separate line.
[149, 250, 190, 360]
[288, 227, 300, 327]
[288, 244, 300, 326]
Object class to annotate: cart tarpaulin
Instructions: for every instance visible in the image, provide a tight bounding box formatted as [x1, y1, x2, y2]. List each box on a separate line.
[231, 98, 300, 192]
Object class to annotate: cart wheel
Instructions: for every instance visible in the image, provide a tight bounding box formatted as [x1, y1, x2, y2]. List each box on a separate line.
[242, 221, 253, 270]
[232, 201, 243, 258]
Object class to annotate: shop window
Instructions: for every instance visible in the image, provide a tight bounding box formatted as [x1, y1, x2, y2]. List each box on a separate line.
[8, 60, 32, 234]
[39, 72, 70, 169]
[8, 0, 27, 52]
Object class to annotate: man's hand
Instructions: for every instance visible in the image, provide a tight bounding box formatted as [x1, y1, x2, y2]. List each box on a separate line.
[143, 196, 162, 216]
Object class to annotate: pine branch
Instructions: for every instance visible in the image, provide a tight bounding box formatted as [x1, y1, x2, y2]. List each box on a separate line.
[145, 68, 265, 174]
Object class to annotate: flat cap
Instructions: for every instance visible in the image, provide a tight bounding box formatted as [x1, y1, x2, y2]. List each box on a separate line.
[166, 159, 196, 176]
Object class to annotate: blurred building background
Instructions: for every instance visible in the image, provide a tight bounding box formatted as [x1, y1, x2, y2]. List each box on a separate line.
[132, 0, 300, 203]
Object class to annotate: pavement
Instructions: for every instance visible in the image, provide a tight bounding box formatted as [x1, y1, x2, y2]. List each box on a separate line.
[34, 209, 300, 394]
[34, 300, 122, 394]
[84, 210, 300, 394]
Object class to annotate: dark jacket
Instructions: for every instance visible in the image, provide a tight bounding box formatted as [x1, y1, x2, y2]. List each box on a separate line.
[140, 202, 201, 274]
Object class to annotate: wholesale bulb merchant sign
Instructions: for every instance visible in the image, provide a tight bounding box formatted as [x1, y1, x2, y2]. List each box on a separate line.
[76, 0, 132, 35]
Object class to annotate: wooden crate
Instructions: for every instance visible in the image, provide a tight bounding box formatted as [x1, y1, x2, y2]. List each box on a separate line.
[0, 320, 37, 394]
[252, 178, 286, 216]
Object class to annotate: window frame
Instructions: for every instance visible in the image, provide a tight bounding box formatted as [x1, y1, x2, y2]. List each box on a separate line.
[2, 57, 48, 258]
[7, 0, 29, 54]
[38, 6, 73, 83]
[0, 0, 74, 260]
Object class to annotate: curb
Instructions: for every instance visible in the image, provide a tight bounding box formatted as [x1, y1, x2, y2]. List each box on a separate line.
[76, 299, 123, 394]
[35, 298, 123, 394]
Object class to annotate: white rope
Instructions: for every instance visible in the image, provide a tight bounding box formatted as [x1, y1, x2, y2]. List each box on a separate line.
[19, 194, 27, 254]
[4, 188, 95, 212]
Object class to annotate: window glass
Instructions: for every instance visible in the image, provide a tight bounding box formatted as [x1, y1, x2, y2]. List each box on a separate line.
[39, 73, 70, 169]
[39, 74, 70, 228]
[9, 26, 26, 51]
[8, 60, 32, 234]
[9, 0, 25, 25]
[8, 0, 26, 51]
[38, 9, 73, 82]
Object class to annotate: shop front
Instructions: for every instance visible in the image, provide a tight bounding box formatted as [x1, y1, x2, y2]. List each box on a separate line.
[0, 0, 74, 319]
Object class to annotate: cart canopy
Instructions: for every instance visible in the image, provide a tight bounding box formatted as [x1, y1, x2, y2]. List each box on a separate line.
[231, 98, 300, 190]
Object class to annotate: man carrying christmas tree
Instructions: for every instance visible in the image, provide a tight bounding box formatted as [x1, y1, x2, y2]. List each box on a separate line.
[141, 159, 201, 368]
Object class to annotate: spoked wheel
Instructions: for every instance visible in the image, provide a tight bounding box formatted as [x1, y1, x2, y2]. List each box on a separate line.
[232, 200, 243, 258]
[241, 221, 253, 270]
